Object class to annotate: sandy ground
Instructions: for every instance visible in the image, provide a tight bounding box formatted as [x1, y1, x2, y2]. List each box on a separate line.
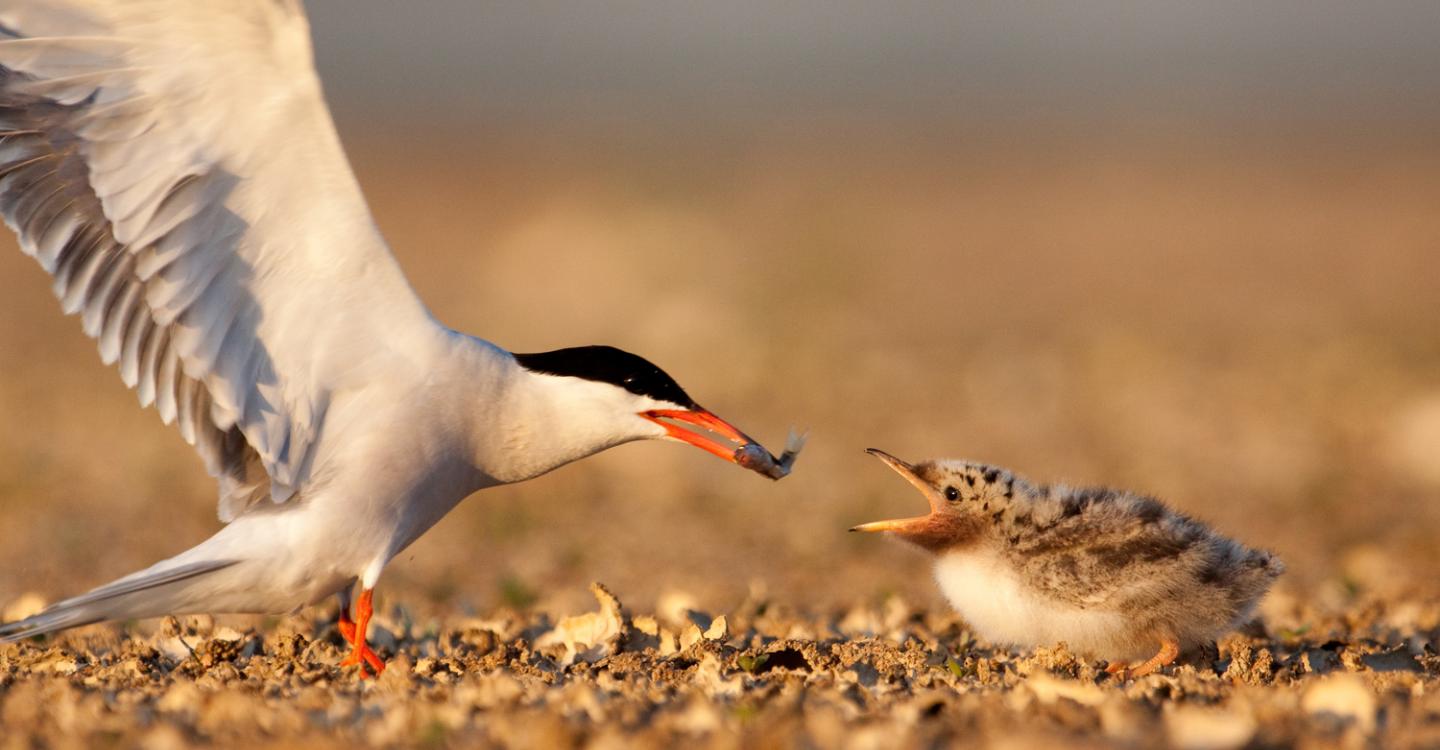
[2, 120, 1440, 746]
[4, 580, 1440, 748]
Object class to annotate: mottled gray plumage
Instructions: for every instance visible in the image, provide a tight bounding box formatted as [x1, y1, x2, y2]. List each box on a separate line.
[854, 450, 1283, 677]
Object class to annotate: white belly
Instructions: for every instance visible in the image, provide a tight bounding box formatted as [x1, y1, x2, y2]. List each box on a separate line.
[933, 547, 1138, 659]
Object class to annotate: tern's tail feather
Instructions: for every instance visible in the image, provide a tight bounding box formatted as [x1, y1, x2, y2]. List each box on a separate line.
[0, 559, 238, 644]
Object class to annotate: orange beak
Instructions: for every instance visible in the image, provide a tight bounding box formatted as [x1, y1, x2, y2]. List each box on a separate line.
[642, 407, 760, 463]
[850, 448, 947, 535]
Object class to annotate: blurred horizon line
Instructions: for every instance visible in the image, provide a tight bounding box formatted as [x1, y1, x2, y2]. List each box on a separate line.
[308, 1, 1440, 134]
[328, 104, 1440, 157]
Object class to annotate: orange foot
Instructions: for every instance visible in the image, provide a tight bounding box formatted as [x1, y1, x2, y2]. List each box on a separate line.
[1121, 637, 1179, 679]
[338, 588, 386, 677]
[1104, 660, 1129, 675]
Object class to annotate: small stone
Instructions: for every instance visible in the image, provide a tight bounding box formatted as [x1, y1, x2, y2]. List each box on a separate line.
[1, 592, 47, 623]
[1301, 674, 1377, 734]
[1164, 704, 1258, 750]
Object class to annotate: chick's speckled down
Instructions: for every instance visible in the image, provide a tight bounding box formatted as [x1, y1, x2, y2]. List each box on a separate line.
[856, 453, 1284, 674]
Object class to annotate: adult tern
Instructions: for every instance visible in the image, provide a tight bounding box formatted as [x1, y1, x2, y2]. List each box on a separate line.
[0, 1, 800, 674]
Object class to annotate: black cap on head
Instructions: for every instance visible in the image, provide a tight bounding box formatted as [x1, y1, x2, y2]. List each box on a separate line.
[514, 345, 697, 408]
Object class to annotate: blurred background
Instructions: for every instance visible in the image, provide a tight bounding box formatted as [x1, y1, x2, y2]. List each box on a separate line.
[2, 1, 1439, 619]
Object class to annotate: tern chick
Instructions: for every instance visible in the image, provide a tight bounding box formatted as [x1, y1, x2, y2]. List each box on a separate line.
[853, 450, 1283, 678]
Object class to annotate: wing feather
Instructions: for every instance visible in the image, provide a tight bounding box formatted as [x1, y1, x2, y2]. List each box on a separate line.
[97, 276, 139, 364]
[0, 0, 435, 520]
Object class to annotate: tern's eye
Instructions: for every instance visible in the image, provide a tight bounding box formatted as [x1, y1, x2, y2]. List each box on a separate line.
[944, 486, 960, 502]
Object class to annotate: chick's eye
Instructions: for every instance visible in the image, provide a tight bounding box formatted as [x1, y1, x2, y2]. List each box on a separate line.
[944, 486, 960, 502]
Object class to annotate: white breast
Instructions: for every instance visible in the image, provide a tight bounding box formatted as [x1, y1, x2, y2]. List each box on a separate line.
[933, 547, 1142, 660]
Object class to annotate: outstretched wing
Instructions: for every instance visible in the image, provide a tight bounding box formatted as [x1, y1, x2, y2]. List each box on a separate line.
[0, 1, 435, 520]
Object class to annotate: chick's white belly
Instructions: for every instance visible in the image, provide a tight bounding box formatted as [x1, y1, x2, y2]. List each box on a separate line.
[933, 548, 1137, 660]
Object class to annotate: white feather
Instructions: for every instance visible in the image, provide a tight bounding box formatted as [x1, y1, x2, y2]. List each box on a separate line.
[0, 0, 436, 517]
[933, 546, 1144, 661]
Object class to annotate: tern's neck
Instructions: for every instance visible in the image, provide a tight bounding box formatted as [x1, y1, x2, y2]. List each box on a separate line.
[473, 358, 652, 485]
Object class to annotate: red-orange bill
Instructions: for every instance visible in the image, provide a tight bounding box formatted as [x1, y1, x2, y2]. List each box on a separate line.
[642, 408, 804, 480]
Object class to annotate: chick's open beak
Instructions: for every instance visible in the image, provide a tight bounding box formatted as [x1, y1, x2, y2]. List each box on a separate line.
[642, 407, 758, 463]
[850, 448, 946, 534]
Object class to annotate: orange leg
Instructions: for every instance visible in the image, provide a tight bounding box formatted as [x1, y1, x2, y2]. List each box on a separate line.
[338, 588, 386, 677]
[1104, 660, 1129, 675]
[1122, 637, 1180, 679]
[337, 593, 358, 644]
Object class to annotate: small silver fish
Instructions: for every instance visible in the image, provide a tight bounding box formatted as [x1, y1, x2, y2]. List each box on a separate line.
[734, 430, 807, 480]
